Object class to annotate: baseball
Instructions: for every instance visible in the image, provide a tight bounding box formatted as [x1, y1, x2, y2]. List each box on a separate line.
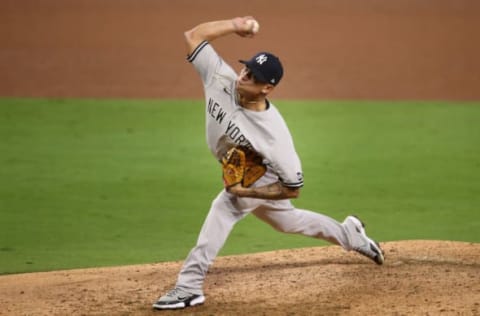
[246, 19, 260, 34]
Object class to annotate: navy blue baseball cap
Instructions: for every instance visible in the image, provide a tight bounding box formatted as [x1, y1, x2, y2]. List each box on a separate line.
[239, 52, 283, 86]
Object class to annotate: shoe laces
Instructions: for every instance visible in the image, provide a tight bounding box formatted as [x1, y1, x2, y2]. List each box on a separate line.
[165, 288, 182, 298]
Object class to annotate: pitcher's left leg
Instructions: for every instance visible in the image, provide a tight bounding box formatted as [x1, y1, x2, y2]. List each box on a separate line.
[153, 191, 248, 310]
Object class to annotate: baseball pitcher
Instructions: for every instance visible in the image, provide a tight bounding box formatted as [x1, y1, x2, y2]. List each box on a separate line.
[153, 16, 384, 310]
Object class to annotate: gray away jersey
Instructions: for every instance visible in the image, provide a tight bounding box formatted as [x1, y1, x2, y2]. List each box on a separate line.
[187, 41, 303, 188]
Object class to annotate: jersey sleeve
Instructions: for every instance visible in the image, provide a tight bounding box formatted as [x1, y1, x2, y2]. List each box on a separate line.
[186, 41, 235, 88]
[254, 107, 304, 188]
[270, 138, 304, 188]
[244, 106, 304, 189]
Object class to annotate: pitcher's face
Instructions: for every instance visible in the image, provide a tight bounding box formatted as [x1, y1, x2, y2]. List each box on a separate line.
[236, 67, 273, 97]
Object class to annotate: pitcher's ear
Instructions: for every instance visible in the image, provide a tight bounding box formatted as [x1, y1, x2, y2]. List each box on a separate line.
[261, 84, 274, 95]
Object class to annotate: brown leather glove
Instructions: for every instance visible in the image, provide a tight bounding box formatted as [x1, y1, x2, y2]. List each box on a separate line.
[221, 147, 266, 188]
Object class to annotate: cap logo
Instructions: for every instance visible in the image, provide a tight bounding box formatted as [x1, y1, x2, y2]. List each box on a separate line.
[255, 54, 268, 65]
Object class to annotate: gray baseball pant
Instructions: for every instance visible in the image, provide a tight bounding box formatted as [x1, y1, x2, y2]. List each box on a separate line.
[174, 187, 352, 295]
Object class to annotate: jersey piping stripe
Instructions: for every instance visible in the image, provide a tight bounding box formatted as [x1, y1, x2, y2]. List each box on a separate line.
[282, 181, 304, 188]
[187, 41, 209, 63]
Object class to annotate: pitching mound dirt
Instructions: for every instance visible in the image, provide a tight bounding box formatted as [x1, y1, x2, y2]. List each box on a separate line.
[1, 240, 479, 315]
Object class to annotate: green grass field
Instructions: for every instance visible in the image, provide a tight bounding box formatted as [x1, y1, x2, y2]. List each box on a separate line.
[1, 98, 479, 274]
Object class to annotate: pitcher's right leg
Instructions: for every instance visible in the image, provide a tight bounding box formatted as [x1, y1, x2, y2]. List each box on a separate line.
[252, 207, 384, 264]
[252, 207, 350, 248]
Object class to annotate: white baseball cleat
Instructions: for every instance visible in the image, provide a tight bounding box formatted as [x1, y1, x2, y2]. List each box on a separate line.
[343, 215, 385, 265]
[152, 288, 205, 310]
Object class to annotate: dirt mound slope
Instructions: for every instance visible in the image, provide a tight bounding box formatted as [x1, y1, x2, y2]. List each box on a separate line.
[1, 240, 479, 315]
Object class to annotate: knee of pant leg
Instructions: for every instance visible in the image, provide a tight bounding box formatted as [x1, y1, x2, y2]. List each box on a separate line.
[261, 215, 300, 234]
[252, 207, 300, 234]
[269, 222, 293, 233]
